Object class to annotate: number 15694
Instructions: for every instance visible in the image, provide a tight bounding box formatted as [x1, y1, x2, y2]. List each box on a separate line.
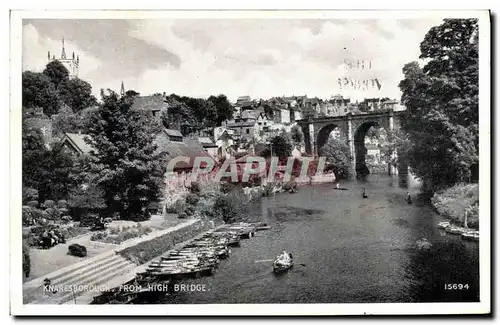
[444, 284, 469, 290]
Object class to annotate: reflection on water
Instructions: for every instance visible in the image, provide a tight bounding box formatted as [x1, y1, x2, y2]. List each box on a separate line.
[154, 174, 479, 304]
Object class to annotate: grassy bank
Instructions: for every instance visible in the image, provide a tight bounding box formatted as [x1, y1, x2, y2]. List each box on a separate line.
[431, 183, 479, 229]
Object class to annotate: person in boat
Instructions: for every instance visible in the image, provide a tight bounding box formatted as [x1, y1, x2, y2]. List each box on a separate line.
[362, 188, 368, 199]
[406, 192, 413, 204]
[277, 251, 291, 263]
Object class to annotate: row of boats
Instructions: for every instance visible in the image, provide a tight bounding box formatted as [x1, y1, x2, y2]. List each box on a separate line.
[91, 222, 270, 304]
[437, 221, 479, 241]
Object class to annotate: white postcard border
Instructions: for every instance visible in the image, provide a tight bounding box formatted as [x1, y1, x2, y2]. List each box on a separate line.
[9, 9, 491, 316]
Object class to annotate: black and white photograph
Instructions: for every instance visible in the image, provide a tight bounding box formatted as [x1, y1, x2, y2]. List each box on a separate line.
[9, 9, 490, 316]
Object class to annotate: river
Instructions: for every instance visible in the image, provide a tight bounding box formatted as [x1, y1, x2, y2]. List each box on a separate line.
[157, 174, 479, 304]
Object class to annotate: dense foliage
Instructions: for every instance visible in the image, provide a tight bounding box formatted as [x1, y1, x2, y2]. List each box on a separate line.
[432, 183, 479, 229]
[398, 19, 479, 194]
[23, 60, 97, 116]
[22, 123, 75, 202]
[320, 136, 352, 179]
[164, 93, 234, 134]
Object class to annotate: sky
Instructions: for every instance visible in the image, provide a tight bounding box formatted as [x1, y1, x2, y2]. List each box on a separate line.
[22, 18, 443, 102]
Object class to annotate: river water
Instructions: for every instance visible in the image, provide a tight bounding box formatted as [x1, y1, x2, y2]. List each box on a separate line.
[159, 174, 479, 304]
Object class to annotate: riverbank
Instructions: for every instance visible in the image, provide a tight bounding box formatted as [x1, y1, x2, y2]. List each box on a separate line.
[431, 183, 479, 229]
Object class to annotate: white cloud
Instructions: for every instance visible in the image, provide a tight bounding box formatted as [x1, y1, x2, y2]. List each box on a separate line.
[23, 18, 443, 102]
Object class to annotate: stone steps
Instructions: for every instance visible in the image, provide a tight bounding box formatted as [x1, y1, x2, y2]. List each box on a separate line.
[34, 257, 137, 304]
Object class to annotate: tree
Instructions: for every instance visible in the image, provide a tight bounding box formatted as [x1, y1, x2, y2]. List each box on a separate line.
[37, 142, 76, 202]
[58, 78, 97, 112]
[208, 94, 234, 125]
[22, 124, 75, 202]
[43, 60, 69, 89]
[22, 123, 47, 192]
[320, 136, 352, 179]
[270, 133, 292, 159]
[85, 90, 166, 220]
[125, 90, 140, 97]
[52, 105, 88, 136]
[22, 71, 60, 116]
[290, 125, 304, 148]
[399, 19, 479, 194]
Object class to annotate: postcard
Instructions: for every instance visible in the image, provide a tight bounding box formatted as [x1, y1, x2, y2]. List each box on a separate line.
[10, 9, 491, 316]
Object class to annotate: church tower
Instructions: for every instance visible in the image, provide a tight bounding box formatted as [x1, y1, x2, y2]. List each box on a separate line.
[48, 38, 79, 79]
[120, 81, 125, 96]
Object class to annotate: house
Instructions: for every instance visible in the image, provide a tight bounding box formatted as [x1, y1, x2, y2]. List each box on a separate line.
[197, 137, 218, 157]
[381, 99, 404, 111]
[254, 112, 274, 141]
[290, 106, 303, 121]
[236, 96, 251, 106]
[329, 95, 351, 116]
[61, 132, 95, 156]
[226, 120, 257, 141]
[154, 128, 213, 173]
[215, 130, 236, 158]
[131, 94, 170, 119]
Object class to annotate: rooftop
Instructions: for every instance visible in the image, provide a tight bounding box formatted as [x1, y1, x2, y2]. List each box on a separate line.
[63, 133, 95, 155]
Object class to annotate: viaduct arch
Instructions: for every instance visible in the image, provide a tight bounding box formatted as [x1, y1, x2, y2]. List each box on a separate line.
[297, 109, 407, 178]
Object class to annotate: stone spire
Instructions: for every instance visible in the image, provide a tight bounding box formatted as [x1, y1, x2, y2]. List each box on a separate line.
[120, 81, 125, 96]
[61, 38, 66, 59]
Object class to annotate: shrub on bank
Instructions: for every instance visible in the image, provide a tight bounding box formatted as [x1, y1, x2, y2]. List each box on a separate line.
[431, 183, 479, 229]
[213, 190, 249, 224]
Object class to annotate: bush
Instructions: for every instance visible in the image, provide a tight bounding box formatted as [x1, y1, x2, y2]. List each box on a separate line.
[57, 200, 68, 208]
[61, 215, 72, 222]
[42, 200, 56, 209]
[283, 180, 297, 191]
[80, 213, 100, 227]
[59, 223, 88, 239]
[22, 206, 35, 227]
[220, 182, 234, 194]
[213, 190, 249, 223]
[189, 182, 201, 193]
[90, 232, 106, 241]
[26, 201, 39, 208]
[23, 188, 39, 204]
[185, 193, 200, 206]
[44, 207, 62, 220]
[22, 241, 31, 278]
[68, 244, 87, 257]
[28, 224, 66, 248]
